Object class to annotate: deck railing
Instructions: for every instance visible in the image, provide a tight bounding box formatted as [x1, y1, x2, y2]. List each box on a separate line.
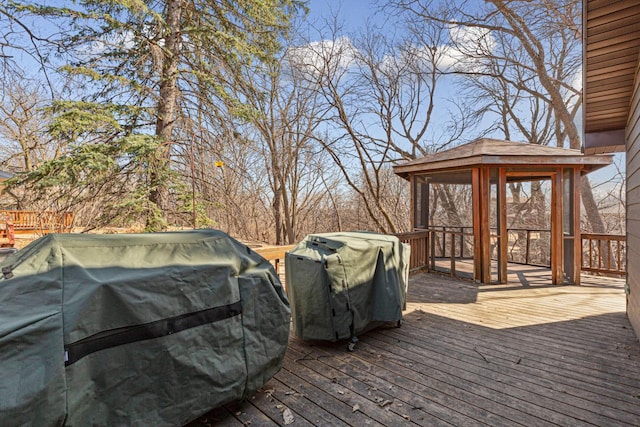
[395, 227, 474, 275]
[253, 244, 296, 281]
[0, 210, 74, 234]
[394, 230, 431, 272]
[395, 227, 627, 277]
[581, 233, 626, 276]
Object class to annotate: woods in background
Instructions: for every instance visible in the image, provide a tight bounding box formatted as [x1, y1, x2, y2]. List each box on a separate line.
[0, 0, 624, 244]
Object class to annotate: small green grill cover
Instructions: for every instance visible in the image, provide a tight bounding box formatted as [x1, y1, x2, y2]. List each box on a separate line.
[0, 230, 290, 426]
[285, 232, 409, 342]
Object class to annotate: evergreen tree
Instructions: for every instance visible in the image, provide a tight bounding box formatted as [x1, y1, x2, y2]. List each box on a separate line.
[7, 0, 303, 230]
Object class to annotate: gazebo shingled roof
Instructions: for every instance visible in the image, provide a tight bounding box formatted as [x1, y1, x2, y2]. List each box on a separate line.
[393, 138, 613, 286]
[394, 138, 612, 179]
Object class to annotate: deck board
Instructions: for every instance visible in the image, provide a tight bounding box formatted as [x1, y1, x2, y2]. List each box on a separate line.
[284, 342, 460, 427]
[189, 265, 640, 426]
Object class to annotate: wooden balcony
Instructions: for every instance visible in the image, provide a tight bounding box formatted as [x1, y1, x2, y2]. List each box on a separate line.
[0, 209, 73, 233]
[0, 210, 74, 246]
[190, 268, 639, 426]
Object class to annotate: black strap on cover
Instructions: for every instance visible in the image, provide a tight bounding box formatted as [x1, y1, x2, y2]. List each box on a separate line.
[64, 301, 242, 366]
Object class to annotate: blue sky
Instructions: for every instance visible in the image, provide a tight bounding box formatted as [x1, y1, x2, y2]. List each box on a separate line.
[303, 0, 624, 187]
[306, 0, 378, 20]
[306, 0, 387, 33]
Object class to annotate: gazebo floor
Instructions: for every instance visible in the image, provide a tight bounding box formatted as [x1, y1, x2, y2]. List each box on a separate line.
[431, 258, 565, 284]
[190, 266, 640, 426]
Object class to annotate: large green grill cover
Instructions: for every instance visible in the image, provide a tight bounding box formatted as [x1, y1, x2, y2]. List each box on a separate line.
[285, 232, 409, 342]
[0, 230, 290, 426]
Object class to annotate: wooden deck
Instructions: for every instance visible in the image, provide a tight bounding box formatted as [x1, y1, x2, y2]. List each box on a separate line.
[189, 265, 640, 426]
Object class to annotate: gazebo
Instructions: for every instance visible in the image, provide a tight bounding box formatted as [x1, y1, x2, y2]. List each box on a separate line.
[393, 138, 612, 285]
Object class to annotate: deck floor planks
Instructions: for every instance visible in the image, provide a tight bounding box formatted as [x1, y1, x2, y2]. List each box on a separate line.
[286, 335, 550, 427]
[378, 320, 640, 412]
[244, 384, 316, 427]
[411, 275, 639, 360]
[310, 342, 541, 427]
[436, 315, 640, 367]
[275, 362, 387, 426]
[402, 276, 640, 390]
[351, 336, 614, 427]
[226, 400, 280, 427]
[285, 339, 467, 427]
[387, 308, 640, 387]
[367, 329, 640, 426]
[410, 306, 640, 382]
[280, 349, 417, 426]
[401, 311, 640, 383]
[262, 377, 350, 426]
[191, 268, 640, 426]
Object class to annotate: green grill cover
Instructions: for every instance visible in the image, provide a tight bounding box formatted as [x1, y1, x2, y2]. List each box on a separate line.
[285, 232, 409, 342]
[0, 230, 290, 426]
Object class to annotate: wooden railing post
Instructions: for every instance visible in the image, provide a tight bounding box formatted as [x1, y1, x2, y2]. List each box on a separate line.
[430, 230, 436, 270]
[450, 232, 456, 276]
[598, 239, 602, 271]
[524, 230, 529, 265]
[425, 230, 431, 271]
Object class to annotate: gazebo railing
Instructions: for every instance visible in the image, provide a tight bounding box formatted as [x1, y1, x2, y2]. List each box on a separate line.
[498, 227, 552, 267]
[395, 227, 474, 275]
[395, 227, 626, 277]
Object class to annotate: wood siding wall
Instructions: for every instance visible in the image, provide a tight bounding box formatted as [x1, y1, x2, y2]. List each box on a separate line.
[584, 0, 640, 136]
[626, 60, 640, 338]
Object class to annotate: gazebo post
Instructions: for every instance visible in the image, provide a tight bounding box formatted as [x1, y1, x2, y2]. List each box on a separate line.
[474, 167, 491, 283]
[410, 175, 416, 230]
[425, 180, 431, 231]
[573, 168, 582, 285]
[472, 168, 482, 282]
[552, 169, 564, 285]
[425, 180, 432, 271]
[498, 168, 508, 284]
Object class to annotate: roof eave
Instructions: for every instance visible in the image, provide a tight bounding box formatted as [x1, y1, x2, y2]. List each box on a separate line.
[394, 154, 612, 179]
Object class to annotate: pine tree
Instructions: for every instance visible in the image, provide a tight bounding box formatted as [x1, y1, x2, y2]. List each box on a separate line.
[7, 0, 303, 230]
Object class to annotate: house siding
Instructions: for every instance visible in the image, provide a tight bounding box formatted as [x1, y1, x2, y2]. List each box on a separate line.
[626, 60, 640, 338]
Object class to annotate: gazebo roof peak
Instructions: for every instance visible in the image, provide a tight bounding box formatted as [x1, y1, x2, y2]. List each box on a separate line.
[394, 138, 612, 179]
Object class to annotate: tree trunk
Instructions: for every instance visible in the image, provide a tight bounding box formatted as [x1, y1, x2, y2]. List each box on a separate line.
[273, 184, 283, 245]
[488, 0, 606, 235]
[581, 176, 606, 233]
[149, 0, 183, 229]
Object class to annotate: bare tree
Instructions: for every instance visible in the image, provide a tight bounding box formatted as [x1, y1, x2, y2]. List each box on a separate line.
[390, 0, 607, 233]
[0, 76, 53, 172]
[298, 17, 475, 233]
